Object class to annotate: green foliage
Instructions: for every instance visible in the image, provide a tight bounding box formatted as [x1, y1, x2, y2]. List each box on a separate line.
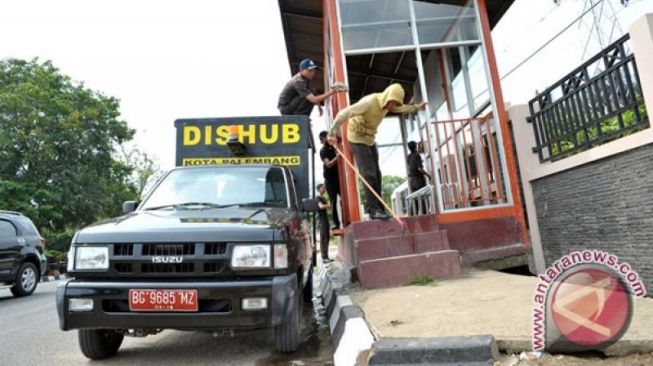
[358, 175, 406, 210]
[0, 58, 139, 249]
[409, 275, 437, 286]
[550, 102, 648, 159]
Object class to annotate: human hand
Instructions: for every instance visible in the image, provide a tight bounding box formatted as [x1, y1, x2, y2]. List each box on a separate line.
[417, 102, 427, 110]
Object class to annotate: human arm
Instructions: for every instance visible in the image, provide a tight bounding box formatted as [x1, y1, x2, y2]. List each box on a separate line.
[328, 99, 370, 137]
[395, 101, 427, 114]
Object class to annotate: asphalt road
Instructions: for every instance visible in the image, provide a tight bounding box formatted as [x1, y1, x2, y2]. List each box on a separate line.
[0, 281, 333, 366]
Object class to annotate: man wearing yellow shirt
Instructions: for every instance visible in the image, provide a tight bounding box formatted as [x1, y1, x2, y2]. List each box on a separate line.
[328, 83, 426, 220]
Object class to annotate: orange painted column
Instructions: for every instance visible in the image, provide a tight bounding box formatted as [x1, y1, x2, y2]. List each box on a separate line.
[325, 0, 361, 224]
[476, 0, 530, 247]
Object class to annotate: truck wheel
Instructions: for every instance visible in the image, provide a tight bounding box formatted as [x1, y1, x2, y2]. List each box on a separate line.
[10, 262, 38, 297]
[303, 268, 313, 303]
[275, 291, 300, 353]
[78, 329, 124, 360]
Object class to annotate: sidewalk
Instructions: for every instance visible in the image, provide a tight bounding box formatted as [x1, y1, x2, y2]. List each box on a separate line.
[347, 270, 653, 358]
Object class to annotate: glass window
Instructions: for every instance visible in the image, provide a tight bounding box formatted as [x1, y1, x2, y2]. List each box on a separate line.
[0, 220, 17, 238]
[414, 0, 479, 44]
[340, 0, 413, 51]
[140, 166, 289, 209]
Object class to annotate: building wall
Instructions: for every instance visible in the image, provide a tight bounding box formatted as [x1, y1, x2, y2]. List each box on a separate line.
[531, 142, 653, 291]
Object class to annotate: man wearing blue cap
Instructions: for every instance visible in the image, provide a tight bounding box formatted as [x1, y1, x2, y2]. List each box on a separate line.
[278, 58, 338, 116]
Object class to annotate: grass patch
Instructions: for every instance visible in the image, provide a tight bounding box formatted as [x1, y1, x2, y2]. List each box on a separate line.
[409, 276, 437, 287]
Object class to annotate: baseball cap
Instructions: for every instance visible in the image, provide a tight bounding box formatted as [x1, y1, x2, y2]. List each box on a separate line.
[299, 58, 318, 70]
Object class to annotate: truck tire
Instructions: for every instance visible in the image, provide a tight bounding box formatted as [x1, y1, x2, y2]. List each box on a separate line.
[303, 268, 313, 303]
[10, 262, 38, 297]
[78, 329, 124, 360]
[275, 290, 300, 353]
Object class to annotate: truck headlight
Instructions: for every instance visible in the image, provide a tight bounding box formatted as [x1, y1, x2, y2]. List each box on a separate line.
[231, 245, 270, 268]
[273, 244, 288, 269]
[75, 246, 109, 270]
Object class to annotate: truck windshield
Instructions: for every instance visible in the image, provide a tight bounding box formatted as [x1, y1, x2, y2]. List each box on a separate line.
[140, 166, 289, 210]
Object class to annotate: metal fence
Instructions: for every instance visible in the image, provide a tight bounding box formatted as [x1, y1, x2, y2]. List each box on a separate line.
[527, 34, 648, 162]
[431, 117, 507, 210]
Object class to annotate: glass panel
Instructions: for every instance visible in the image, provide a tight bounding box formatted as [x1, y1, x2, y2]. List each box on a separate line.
[467, 46, 490, 111]
[414, 0, 479, 44]
[339, 0, 413, 51]
[0, 220, 17, 238]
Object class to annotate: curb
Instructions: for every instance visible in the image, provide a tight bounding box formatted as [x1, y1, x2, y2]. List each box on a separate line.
[368, 336, 499, 365]
[319, 261, 501, 366]
[41, 274, 69, 282]
[319, 261, 374, 366]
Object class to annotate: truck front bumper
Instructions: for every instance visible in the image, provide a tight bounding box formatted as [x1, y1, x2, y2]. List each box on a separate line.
[56, 274, 296, 331]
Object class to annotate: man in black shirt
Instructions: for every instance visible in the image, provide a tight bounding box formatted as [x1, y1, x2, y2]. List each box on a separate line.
[278, 58, 337, 116]
[407, 141, 431, 192]
[316, 184, 333, 263]
[319, 131, 341, 229]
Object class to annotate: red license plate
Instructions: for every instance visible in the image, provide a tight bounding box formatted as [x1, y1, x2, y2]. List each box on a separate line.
[128, 289, 198, 312]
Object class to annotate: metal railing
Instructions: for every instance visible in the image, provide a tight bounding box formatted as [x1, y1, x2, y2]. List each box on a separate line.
[406, 184, 434, 216]
[431, 117, 507, 211]
[527, 34, 649, 162]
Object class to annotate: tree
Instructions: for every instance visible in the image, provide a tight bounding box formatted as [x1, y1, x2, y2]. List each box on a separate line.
[0, 59, 137, 251]
[121, 147, 163, 199]
[357, 175, 406, 212]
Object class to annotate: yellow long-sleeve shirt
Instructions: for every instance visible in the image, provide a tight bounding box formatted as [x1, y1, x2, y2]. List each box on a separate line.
[330, 83, 420, 146]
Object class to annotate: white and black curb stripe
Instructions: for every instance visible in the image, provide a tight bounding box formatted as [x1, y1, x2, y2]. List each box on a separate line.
[319, 263, 374, 366]
[41, 274, 69, 282]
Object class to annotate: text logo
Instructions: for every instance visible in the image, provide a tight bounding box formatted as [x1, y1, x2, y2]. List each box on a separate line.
[151, 256, 183, 263]
[532, 250, 646, 352]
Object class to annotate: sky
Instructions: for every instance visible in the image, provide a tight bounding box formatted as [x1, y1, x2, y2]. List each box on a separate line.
[1, 0, 652, 179]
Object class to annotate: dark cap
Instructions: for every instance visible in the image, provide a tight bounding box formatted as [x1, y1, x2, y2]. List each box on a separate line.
[299, 58, 317, 70]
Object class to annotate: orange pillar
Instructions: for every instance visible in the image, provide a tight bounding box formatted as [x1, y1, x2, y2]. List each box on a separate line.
[325, 0, 361, 224]
[476, 0, 529, 248]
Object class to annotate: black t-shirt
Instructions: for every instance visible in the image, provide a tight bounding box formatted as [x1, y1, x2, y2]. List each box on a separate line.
[320, 145, 338, 180]
[407, 152, 423, 177]
[278, 74, 312, 108]
[318, 195, 328, 221]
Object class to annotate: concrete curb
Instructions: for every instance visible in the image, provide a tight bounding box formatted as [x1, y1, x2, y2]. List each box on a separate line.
[319, 262, 374, 366]
[319, 261, 502, 365]
[41, 274, 68, 282]
[368, 336, 499, 365]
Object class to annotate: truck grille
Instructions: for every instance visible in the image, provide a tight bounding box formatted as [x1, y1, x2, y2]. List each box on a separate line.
[114, 244, 133, 256]
[143, 243, 195, 256]
[205, 243, 227, 255]
[141, 263, 195, 273]
[109, 242, 229, 278]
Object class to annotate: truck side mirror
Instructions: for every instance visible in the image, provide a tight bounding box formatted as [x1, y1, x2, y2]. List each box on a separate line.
[301, 198, 320, 212]
[122, 201, 138, 214]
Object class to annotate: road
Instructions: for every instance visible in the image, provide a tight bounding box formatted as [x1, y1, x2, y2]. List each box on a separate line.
[0, 280, 333, 366]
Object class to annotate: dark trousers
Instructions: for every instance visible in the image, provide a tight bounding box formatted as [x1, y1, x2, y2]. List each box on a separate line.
[325, 177, 341, 228]
[319, 215, 330, 259]
[279, 95, 313, 116]
[349, 142, 383, 214]
[409, 176, 426, 192]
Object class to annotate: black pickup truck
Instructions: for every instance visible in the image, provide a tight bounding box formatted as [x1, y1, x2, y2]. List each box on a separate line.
[56, 116, 318, 359]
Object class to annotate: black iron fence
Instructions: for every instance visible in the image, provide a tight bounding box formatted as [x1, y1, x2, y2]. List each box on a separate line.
[527, 34, 649, 162]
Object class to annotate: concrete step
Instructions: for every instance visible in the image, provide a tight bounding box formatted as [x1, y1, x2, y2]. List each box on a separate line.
[354, 230, 450, 262]
[357, 250, 461, 289]
[346, 214, 441, 241]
